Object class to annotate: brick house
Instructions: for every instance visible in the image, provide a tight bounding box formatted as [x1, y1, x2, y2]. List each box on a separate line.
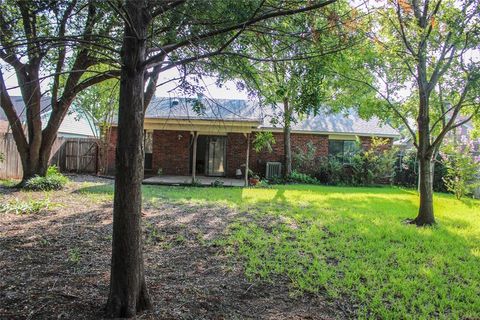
[106, 97, 400, 179]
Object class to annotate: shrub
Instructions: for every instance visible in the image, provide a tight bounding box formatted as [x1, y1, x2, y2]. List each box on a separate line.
[25, 165, 69, 191]
[395, 149, 448, 192]
[441, 142, 480, 199]
[315, 156, 344, 185]
[287, 170, 319, 184]
[0, 197, 52, 214]
[292, 141, 318, 174]
[350, 137, 398, 185]
[211, 178, 224, 187]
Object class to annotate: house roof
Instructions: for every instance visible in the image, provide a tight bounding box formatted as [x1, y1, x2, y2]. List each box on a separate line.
[145, 97, 400, 138]
[0, 96, 96, 137]
[0, 96, 52, 122]
[146, 97, 260, 122]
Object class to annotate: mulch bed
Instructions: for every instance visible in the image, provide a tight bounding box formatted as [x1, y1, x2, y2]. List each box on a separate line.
[0, 177, 349, 319]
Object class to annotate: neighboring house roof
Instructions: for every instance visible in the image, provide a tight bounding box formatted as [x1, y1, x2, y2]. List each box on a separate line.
[145, 96, 400, 138]
[0, 96, 96, 137]
[0, 96, 52, 122]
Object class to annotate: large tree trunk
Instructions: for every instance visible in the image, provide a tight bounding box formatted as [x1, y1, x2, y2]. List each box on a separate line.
[105, 1, 152, 318]
[284, 98, 292, 177]
[413, 156, 436, 225]
[411, 81, 436, 226]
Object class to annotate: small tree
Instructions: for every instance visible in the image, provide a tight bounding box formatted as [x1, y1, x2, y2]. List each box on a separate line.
[339, 0, 480, 225]
[73, 70, 119, 174]
[441, 140, 480, 199]
[0, 1, 122, 183]
[252, 131, 276, 153]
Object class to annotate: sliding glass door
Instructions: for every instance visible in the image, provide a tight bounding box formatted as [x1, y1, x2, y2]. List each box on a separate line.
[206, 136, 226, 176]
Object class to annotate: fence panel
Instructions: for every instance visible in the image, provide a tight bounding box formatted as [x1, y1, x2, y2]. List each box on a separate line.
[0, 133, 23, 179]
[0, 133, 99, 179]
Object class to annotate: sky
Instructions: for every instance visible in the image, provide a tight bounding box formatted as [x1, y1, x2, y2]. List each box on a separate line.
[1, 63, 250, 101]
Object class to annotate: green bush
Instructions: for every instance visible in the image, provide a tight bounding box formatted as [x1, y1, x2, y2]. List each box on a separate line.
[349, 137, 398, 185]
[25, 165, 69, 191]
[441, 142, 480, 199]
[394, 149, 448, 192]
[287, 170, 319, 184]
[315, 156, 344, 185]
[292, 137, 397, 186]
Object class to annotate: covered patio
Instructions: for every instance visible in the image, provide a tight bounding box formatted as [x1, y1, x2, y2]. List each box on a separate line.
[143, 175, 246, 187]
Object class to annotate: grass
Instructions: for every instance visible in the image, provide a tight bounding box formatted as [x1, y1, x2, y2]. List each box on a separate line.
[80, 183, 480, 318]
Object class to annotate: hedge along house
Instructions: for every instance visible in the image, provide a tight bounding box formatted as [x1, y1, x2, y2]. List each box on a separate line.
[106, 97, 400, 184]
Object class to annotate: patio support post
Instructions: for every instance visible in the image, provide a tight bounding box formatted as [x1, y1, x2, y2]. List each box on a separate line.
[192, 131, 198, 184]
[245, 133, 250, 187]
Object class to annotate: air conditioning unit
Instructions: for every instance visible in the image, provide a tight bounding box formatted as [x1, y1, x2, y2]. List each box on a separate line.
[266, 162, 282, 179]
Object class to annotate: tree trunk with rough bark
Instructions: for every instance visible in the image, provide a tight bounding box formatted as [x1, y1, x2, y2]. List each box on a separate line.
[414, 156, 436, 225]
[410, 85, 436, 226]
[105, 1, 152, 318]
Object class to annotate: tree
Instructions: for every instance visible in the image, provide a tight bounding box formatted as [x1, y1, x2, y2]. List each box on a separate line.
[339, 0, 480, 225]
[214, 4, 363, 176]
[73, 68, 119, 173]
[0, 0, 121, 183]
[107, 0, 337, 317]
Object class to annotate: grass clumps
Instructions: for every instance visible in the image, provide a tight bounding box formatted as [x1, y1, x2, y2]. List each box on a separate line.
[25, 165, 69, 191]
[0, 197, 53, 215]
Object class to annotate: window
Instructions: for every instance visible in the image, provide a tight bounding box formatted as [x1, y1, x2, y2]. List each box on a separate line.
[328, 140, 359, 163]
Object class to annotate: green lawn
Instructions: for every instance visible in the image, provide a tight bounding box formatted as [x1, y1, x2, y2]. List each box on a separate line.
[82, 183, 480, 319]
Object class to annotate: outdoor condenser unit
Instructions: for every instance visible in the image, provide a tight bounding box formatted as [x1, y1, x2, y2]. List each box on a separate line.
[266, 162, 282, 179]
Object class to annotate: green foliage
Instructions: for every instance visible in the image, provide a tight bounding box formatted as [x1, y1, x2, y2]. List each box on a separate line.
[292, 141, 318, 174]
[72, 65, 120, 138]
[349, 138, 398, 186]
[292, 138, 397, 186]
[68, 248, 81, 264]
[395, 149, 448, 192]
[441, 142, 480, 200]
[252, 132, 276, 153]
[0, 197, 53, 215]
[0, 152, 4, 163]
[25, 165, 69, 191]
[315, 156, 345, 185]
[287, 170, 319, 184]
[195, 185, 480, 319]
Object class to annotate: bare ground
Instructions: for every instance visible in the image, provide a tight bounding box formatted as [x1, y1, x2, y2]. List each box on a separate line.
[0, 176, 349, 319]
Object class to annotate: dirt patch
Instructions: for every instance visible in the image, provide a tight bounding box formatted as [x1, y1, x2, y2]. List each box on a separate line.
[0, 179, 349, 319]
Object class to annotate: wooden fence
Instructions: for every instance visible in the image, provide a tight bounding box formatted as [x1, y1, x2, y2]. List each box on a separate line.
[0, 133, 99, 179]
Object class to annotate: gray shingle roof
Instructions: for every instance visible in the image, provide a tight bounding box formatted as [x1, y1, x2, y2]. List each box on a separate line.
[146, 97, 260, 121]
[0, 96, 51, 121]
[262, 109, 399, 137]
[146, 97, 400, 137]
[0, 96, 95, 137]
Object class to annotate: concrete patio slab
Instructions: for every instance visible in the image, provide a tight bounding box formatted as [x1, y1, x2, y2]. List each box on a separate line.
[143, 175, 245, 187]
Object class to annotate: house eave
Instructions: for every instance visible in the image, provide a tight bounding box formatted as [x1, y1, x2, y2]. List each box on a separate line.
[255, 127, 400, 139]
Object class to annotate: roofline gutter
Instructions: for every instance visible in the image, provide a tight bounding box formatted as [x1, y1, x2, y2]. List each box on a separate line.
[255, 127, 401, 139]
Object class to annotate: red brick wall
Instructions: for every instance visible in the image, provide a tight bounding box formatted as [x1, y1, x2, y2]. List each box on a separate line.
[248, 132, 329, 177]
[226, 133, 248, 177]
[152, 130, 191, 175]
[106, 128, 393, 178]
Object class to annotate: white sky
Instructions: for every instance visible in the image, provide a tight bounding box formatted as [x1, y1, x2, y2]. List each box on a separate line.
[1, 63, 250, 100]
